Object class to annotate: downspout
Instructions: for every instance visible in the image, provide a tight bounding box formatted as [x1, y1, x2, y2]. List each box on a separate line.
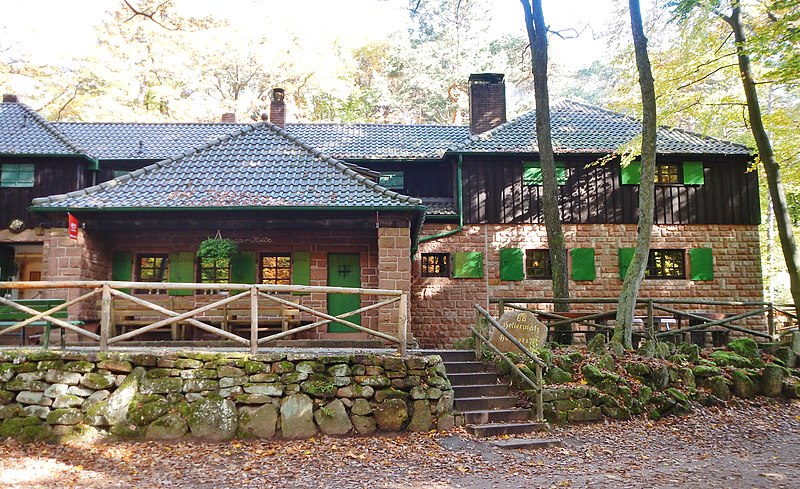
[418, 154, 464, 244]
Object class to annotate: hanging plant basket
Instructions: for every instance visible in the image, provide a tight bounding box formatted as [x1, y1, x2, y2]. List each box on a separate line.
[197, 233, 239, 260]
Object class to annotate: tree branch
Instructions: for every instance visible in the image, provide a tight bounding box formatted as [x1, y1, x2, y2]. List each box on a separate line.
[677, 63, 738, 90]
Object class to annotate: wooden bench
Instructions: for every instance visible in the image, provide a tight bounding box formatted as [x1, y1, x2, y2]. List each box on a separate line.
[112, 295, 186, 340]
[0, 299, 83, 347]
[112, 294, 301, 341]
[537, 311, 616, 344]
[224, 297, 301, 339]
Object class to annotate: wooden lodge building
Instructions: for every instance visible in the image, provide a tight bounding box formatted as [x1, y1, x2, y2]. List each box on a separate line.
[0, 74, 762, 348]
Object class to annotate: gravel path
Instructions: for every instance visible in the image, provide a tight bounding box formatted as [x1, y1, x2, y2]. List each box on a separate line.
[1, 399, 798, 489]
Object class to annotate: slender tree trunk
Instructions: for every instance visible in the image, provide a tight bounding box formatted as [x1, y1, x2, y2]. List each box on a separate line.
[724, 4, 800, 320]
[520, 0, 571, 340]
[613, 0, 657, 349]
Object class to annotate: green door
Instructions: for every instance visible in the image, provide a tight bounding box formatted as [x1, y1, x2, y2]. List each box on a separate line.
[327, 253, 361, 333]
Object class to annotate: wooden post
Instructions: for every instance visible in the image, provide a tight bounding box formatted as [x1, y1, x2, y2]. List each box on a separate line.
[100, 283, 111, 351]
[768, 303, 775, 339]
[250, 286, 258, 355]
[398, 293, 408, 356]
[474, 309, 482, 361]
[536, 364, 544, 421]
[646, 299, 655, 340]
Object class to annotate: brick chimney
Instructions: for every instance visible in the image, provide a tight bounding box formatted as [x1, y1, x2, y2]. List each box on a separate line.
[270, 88, 286, 128]
[220, 112, 236, 122]
[469, 73, 506, 134]
[3, 94, 19, 103]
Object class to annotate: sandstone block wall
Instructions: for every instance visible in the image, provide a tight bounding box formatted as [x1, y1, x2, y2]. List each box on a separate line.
[413, 223, 765, 348]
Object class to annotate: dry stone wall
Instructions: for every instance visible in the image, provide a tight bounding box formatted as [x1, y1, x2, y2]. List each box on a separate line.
[0, 350, 454, 442]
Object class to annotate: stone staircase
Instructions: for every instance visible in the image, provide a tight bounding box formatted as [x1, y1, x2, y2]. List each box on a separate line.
[421, 349, 549, 438]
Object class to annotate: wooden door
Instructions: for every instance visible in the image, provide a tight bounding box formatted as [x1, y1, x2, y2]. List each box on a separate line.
[327, 253, 361, 333]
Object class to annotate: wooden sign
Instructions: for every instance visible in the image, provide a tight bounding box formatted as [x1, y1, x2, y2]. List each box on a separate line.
[489, 310, 548, 354]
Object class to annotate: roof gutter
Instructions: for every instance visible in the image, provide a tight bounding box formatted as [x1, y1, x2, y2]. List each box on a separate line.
[418, 154, 464, 245]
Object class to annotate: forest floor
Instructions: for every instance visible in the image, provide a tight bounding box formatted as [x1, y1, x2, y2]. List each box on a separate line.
[0, 398, 798, 489]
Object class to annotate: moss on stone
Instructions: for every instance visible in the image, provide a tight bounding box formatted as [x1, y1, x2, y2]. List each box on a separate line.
[710, 350, 752, 368]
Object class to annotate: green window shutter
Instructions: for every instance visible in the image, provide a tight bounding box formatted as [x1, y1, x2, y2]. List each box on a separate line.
[112, 251, 132, 294]
[291, 251, 311, 295]
[168, 252, 194, 296]
[620, 161, 641, 185]
[291, 251, 311, 286]
[523, 162, 543, 185]
[690, 248, 713, 280]
[618, 248, 635, 279]
[499, 248, 524, 281]
[523, 161, 566, 185]
[231, 251, 257, 284]
[454, 252, 484, 279]
[682, 161, 705, 185]
[571, 248, 596, 281]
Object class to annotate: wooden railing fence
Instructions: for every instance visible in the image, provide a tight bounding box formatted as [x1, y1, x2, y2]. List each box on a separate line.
[0, 281, 408, 355]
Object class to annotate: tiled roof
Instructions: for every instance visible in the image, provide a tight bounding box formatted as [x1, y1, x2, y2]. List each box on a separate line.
[420, 197, 457, 216]
[32, 122, 423, 211]
[0, 102, 85, 156]
[284, 123, 470, 160]
[53, 122, 247, 159]
[455, 100, 752, 155]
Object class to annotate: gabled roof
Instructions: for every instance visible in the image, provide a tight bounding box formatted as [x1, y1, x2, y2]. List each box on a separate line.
[455, 100, 752, 155]
[0, 102, 86, 156]
[284, 123, 469, 160]
[32, 122, 423, 212]
[53, 122, 247, 160]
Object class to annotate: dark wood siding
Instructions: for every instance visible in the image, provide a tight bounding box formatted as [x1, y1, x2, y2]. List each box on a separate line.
[0, 156, 89, 229]
[354, 160, 454, 199]
[462, 154, 759, 225]
[96, 159, 160, 183]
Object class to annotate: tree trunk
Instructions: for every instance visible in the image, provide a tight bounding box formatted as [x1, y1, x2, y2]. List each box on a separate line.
[520, 0, 571, 341]
[613, 0, 657, 349]
[724, 4, 800, 321]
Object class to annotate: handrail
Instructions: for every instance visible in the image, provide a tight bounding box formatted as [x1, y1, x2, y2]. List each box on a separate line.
[473, 303, 545, 421]
[0, 281, 408, 355]
[492, 296, 788, 343]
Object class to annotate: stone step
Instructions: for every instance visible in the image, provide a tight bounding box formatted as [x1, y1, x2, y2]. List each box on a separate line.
[443, 361, 487, 374]
[465, 422, 549, 437]
[490, 438, 562, 450]
[454, 395, 519, 411]
[447, 372, 499, 386]
[415, 349, 476, 362]
[461, 408, 532, 424]
[452, 384, 509, 398]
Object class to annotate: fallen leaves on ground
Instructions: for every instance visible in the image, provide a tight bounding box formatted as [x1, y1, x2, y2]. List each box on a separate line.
[0, 399, 798, 489]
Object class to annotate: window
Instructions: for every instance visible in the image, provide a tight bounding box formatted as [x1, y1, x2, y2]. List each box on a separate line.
[135, 254, 168, 293]
[261, 254, 291, 285]
[523, 162, 567, 185]
[379, 171, 404, 190]
[655, 163, 681, 184]
[526, 249, 551, 279]
[645, 250, 685, 279]
[199, 257, 231, 284]
[1, 164, 34, 187]
[421, 253, 450, 277]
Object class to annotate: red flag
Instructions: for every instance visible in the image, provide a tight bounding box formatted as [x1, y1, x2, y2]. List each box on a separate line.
[68, 213, 79, 240]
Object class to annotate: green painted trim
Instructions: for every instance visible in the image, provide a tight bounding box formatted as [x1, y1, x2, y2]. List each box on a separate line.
[30, 205, 428, 213]
[453, 251, 484, 279]
[620, 161, 641, 185]
[682, 161, 705, 185]
[618, 248, 635, 279]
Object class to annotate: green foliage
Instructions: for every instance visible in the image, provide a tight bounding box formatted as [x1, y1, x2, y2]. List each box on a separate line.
[196, 237, 238, 260]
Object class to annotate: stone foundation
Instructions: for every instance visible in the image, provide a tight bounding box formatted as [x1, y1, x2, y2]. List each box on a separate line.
[0, 350, 454, 441]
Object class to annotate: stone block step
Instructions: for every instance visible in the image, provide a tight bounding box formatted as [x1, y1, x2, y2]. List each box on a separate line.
[461, 408, 532, 424]
[465, 422, 549, 437]
[452, 384, 509, 398]
[490, 438, 562, 450]
[443, 361, 487, 374]
[454, 395, 519, 411]
[447, 372, 500, 386]
[415, 349, 475, 362]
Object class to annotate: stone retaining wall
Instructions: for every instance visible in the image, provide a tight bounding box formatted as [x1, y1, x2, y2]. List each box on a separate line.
[0, 350, 454, 442]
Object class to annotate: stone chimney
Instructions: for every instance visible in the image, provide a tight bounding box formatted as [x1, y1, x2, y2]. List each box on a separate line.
[270, 88, 286, 128]
[221, 112, 236, 122]
[3, 94, 19, 103]
[469, 73, 506, 134]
